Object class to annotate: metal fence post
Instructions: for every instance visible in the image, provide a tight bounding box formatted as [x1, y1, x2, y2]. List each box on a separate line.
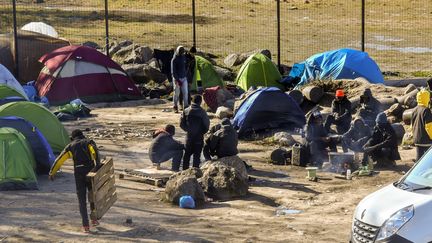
[192, 0, 196, 48]
[277, 0, 281, 73]
[361, 0, 365, 52]
[105, 0, 109, 57]
[12, 0, 19, 79]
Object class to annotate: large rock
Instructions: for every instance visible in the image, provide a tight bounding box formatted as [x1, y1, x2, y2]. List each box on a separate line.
[81, 41, 100, 49]
[136, 46, 154, 63]
[143, 64, 167, 83]
[224, 53, 242, 67]
[216, 88, 235, 108]
[273, 132, 296, 147]
[109, 40, 133, 56]
[164, 168, 205, 205]
[214, 65, 235, 81]
[215, 106, 233, 119]
[216, 155, 248, 180]
[114, 44, 137, 59]
[199, 162, 248, 200]
[122, 64, 147, 83]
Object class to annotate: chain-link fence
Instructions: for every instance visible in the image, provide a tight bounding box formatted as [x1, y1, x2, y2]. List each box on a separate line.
[1, 0, 431, 81]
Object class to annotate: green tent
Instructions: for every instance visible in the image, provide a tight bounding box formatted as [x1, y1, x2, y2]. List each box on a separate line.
[0, 84, 27, 100]
[0, 127, 38, 190]
[191, 56, 224, 91]
[235, 53, 283, 91]
[0, 102, 69, 153]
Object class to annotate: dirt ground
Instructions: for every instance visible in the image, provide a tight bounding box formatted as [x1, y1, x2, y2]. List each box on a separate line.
[0, 99, 416, 243]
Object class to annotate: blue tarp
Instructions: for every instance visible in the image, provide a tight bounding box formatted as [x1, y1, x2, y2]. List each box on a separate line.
[233, 87, 306, 137]
[290, 49, 384, 88]
[0, 116, 56, 174]
[0, 96, 26, 106]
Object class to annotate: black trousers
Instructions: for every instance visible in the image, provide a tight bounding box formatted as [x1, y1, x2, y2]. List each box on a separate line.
[183, 141, 203, 170]
[74, 166, 93, 227]
[415, 146, 429, 162]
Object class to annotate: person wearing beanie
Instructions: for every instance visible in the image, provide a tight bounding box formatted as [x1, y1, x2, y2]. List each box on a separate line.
[203, 118, 238, 161]
[363, 112, 400, 167]
[411, 89, 432, 161]
[48, 129, 101, 233]
[148, 124, 185, 171]
[324, 89, 352, 134]
[356, 88, 381, 127]
[180, 94, 210, 169]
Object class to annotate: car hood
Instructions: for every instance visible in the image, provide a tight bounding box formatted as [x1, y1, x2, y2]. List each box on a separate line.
[354, 184, 431, 226]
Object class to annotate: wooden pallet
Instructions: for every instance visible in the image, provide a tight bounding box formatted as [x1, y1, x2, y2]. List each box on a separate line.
[118, 168, 173, 187]
[87, 157, 117, 220]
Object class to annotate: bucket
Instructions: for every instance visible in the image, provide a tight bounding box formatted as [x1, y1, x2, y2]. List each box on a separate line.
[306, 167, 318, 180]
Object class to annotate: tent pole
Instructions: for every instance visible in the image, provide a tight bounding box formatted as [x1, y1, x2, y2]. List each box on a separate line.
[192, 0, 196, 48]
[276, 0, 281, 73]
[12, 0, 19, 80]
[361, 0, 365, 52]
[105, 0, 109, 57]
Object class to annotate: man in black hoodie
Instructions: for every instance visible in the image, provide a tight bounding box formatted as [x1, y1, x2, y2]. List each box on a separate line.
[148, 124, 184, 171]
[324, 89, 352, 134]
[180, 95, 210, 169]
[356, 88, 381, 127]
[341, 118, 372, 153]
[203, 118, 238, 160]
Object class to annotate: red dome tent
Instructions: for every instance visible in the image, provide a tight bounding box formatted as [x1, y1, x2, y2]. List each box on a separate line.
[36, 45, 141, 105]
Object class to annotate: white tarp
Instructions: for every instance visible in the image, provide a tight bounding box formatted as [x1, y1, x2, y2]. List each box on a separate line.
[0, 64, 29, 100]
[21, 22, 59, 39]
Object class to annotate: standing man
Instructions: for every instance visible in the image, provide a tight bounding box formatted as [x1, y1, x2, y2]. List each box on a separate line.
[324, 89, 352, 134]
[48, 129, 100, 233]
[171, 46, 189, 113]
[411, 89, 432, 161]
[180, 95, 210, 169]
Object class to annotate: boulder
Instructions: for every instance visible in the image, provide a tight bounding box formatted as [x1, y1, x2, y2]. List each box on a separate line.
[215, 106, 233, 119]
[216, 88, 235, 108]
[215, 155, 248, 181]
[81, 41, 100, 49]
[224, 53, 241, 67]
[143, 64, 168, 83]
[214, 65, 235, 81]
[114, 44, 137, 59]
[199, 162, 248, 200]
[273, 132, 296, 147]
[136, 46, 154, 63]
[109, 40, 133, 56]
[164, 168, 205, 205]
[122, 64, 147, 83]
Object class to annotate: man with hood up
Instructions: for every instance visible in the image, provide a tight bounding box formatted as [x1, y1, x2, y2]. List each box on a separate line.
[171, 46, 189, 112]
[203, 118, 238, 161]
[148, 124, 184, 171]
[356, 88, 381, 127]
[411, 89, 432, 161]
[363, 112, 400, 167]
[341, 118, 372, 154]
[180, 95, 210, 169]
[324, 89, 352, 134]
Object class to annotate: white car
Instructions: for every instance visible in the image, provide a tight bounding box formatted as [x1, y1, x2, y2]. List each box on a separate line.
[351, 151, 432, 243]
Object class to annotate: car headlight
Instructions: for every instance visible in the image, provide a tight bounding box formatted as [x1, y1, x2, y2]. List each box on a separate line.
[376, 205, 414, 241]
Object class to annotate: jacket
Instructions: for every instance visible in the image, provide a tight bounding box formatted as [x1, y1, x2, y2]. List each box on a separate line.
[343, 118, 371, 141]
[359, 89, 381, 114]
[364, 123, 400, 160]
[49, 136, 99, 176]
[171, 46, 187, 80]
[148, 131, 184, 163]
[208, 121, 238, 158]
[411, 89, 432, 144]
[306, 123, 328, 143]
[180, 103, 210, 141]
[331, 96, 352, 124]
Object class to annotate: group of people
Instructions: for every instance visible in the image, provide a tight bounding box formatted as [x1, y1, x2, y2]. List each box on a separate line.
[305, 88, 400, 168]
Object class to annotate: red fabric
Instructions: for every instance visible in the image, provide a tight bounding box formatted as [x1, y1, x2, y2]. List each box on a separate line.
[203, 86, 221, 112]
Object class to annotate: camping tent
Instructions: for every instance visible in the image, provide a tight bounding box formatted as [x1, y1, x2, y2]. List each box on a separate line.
[0, 127, 38, 190]
[235, 53, 283, 91]
[191, 56, 224, 91]
[0, 85, 28, 100]
[291, 48, 384, 87]
[21, 22, 59, 38]
[36, 45, 142, 105]
[0, 64, 28, 99]
[0, 97, 26, 106]
[233, 87, 306, 137]
[0, 30, 70, 83]
[0, 101, 69, 153]
[0, 116, 55, 174]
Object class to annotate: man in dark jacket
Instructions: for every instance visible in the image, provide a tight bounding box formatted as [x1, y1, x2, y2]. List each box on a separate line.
[356, 88, 381, 127]
[203, 118, 238, 160]
[306, 111, 337, 167]
[411, 89, 432, 161]
[180, 95, 210, 169]
[171, 46, 189, 112]
[324, 89, 352, 134]
[148, 124, 184, 171]
[341, 118, 372, 153]
[49, 129, 100, 233]
[363, 112, 400, 167]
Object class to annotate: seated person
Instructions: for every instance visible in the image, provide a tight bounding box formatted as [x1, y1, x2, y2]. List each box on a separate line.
[356, 88, 381, 127]
[306, 111, 337, 167]
[341, 118, 372, 153]
[325, 89, 352, 134]
[363, 112, 400, 167]
[148, 124, 184, 172]
[203, 118, 238, 161]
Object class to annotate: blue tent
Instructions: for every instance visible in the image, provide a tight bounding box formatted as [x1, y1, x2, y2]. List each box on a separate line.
[233, 87, 306, 137]
[0, 116, 55, 174]
[0, 96, 26, 106]
[289, 49, 384, 87]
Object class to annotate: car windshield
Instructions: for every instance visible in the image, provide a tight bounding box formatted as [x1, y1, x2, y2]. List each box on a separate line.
[404, 148, 432, 188]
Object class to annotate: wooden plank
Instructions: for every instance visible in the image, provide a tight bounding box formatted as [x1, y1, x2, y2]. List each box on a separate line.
[119, 171, 167, 187]
[94, 168, 114, 191]
[88, 158, 114, 182]
[96, 192, 117, 220]
[95, 178, 116, 203]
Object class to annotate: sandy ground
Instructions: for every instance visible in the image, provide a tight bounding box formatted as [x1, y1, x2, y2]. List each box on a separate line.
[0, 99, 416, 243]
